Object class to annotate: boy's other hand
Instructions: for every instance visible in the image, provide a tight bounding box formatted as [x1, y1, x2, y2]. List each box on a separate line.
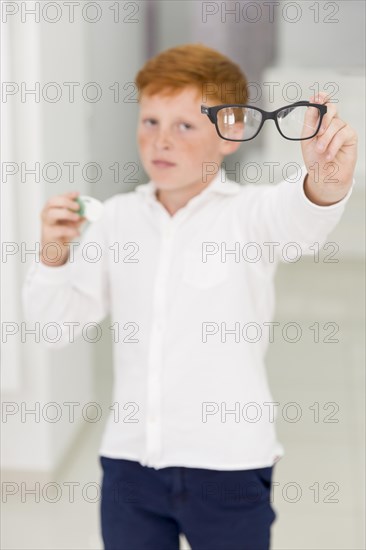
[301, 91, 358, 206]
[40, 191, 86, 266]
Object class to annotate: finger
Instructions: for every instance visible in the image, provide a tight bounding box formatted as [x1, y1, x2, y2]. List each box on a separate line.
[302, 104, 323, 139]
[58, 217, 87, 227]
[43, 225, 81, 241]
[309, 93, 338, 137]
[46, 194, 81, 212]
[322, 125, 357, 162]
[315, 118, 347, 154]
[310, 91, 330, 105]
[52, 226, 81, 240]
[317, 105, 338, 138]
[45, 207, 83, 225]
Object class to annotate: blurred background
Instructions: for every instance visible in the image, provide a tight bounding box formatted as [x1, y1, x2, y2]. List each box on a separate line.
[1, 1, 365, 548]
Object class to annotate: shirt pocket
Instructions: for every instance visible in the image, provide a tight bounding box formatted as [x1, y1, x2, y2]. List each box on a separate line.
[182, 248, 229, 289]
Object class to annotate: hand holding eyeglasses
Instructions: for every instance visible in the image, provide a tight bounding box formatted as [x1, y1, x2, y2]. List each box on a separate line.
[300, 92, 357, 205]
[201, 91, 357, 205]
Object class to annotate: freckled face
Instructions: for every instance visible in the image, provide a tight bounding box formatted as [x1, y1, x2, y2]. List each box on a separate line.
[137, 87, 232, 193]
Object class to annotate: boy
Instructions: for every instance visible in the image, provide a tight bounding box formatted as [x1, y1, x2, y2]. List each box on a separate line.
[23, 44, 357, 550]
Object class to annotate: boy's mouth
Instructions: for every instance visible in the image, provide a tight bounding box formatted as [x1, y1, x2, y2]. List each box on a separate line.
[152, 159, 176, 168]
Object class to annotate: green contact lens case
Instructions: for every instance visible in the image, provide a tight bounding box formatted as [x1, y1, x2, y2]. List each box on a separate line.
[75, 195, 104, 222]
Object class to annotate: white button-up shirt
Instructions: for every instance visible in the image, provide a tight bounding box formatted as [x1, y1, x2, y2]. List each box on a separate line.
[22, 167, 353, 470]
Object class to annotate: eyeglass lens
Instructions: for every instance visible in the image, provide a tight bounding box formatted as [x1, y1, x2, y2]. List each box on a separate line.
[217, 105, 322, 140]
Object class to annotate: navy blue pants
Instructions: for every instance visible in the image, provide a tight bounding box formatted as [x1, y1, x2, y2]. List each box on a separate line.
[99, 456, 276, 550]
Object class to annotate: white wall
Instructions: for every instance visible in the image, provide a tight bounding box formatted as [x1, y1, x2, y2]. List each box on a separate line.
[1, 3, 146, 471]
[277, 0, 365, 68]
[1, 10, 94, 471]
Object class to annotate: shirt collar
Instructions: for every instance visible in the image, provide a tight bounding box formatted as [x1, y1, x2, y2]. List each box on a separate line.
[135, 167, 241, 202]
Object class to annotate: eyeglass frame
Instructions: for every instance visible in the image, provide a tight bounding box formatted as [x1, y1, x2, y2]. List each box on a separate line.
[201, 100, 328, 142]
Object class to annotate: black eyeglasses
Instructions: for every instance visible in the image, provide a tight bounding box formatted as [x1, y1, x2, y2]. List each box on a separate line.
[201, 101, 327, 141]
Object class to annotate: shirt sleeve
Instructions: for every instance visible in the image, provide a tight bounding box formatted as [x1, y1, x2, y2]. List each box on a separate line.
[21, 197, 114, 349]
[235, 164, 355, 262]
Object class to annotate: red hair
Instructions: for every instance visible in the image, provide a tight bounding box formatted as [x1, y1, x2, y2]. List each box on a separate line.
[135, 43, 248, 105]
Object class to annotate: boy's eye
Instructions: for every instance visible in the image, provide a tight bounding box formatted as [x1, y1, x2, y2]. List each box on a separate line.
[143, 118, 157, 126]
[141, 119, 193, 131]
[179, 122, 192, 130]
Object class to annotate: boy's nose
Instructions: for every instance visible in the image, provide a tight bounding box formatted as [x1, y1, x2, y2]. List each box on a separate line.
[154, 129, 173, 149]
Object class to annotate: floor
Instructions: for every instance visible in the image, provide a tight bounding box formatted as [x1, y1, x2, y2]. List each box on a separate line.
[1, 258, 365, 550]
